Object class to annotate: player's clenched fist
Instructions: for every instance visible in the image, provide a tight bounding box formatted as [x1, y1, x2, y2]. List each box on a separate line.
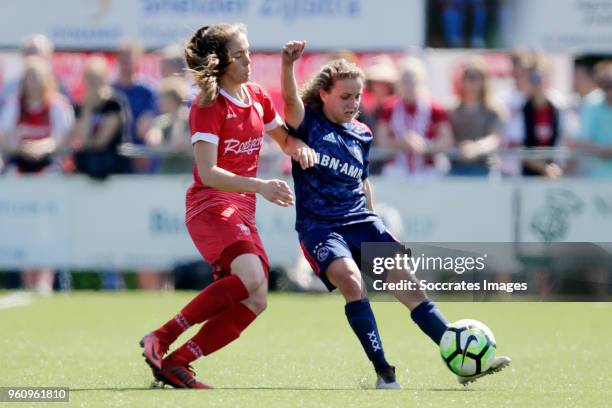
[257, 179, 295, 207]
[282, 40, 306, 64]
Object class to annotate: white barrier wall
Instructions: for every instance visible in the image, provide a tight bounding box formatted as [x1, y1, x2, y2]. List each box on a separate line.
[1, 175, 611, 269]
[508, 0, 612, 52]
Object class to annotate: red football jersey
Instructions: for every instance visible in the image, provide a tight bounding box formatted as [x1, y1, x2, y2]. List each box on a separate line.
[186, 83, 282, 223]
[534, 105, 554, 147]
[15, 103, 52, 142]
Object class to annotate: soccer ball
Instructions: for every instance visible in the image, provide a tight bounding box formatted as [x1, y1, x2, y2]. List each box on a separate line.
[439, 319, 496, 377]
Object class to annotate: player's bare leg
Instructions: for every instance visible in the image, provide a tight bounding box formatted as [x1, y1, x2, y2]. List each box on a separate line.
[386, 267, 427, 310]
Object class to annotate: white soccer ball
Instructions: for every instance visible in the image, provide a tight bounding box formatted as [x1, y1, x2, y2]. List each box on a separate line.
[439, 319, 496, 377]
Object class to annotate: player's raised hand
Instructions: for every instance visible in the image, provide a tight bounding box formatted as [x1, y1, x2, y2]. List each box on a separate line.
[258, 179, 295, 207]
[282, 40, 306, 64]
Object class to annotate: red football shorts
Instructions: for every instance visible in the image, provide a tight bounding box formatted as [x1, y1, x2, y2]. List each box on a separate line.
[186, 205, 269, 280]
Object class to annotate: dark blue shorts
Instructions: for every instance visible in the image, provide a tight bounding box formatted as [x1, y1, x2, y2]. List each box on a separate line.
[299, 218, 401, 291]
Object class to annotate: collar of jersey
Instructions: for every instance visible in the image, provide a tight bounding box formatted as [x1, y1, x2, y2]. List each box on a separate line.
[219, 85, 252, 108]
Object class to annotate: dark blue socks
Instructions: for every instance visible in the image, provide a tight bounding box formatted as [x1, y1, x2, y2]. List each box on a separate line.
[345, 299, 390, 370]
[410, 299, 449, 344]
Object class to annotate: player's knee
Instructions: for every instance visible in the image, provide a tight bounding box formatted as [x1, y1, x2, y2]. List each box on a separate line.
[243, 291, 267, 315]
[333, 270, 363, 301]
[231, 254, 267, 293]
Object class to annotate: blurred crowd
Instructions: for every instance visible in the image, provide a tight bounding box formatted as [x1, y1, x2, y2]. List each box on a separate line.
[1, 34, 611, 293]
[358, 51, 612, 180]
[0, 35, 193, 180]
[2, 34, 612, 182]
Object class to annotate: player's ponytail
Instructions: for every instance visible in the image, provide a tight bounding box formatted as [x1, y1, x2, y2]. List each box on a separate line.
[185, 23, 246, 106]
[300, 59, 365, 109]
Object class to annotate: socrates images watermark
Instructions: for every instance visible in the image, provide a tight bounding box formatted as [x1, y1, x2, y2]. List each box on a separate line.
[369, 252, 528, 294]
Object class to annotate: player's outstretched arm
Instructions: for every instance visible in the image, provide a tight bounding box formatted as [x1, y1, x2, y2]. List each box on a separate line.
[194, 140, 295, 207]
[281, 40, 306, 129]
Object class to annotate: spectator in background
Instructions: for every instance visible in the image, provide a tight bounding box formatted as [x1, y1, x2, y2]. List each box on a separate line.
[158, 43, 196, 103]
[0, 56, 73, 174]
[71, 56, 131, 180]
[159, 43, 187, 79]
[376, 57, 453, 180]
[571, 61, 612, 178]
[501, 50, 532, 177]
[71, 56, 131, 291]
[562, 60, 602, 177]
[145, 77, 192, 173]
[113, 40, 158, 172]
[0, 35, 52, 105]
[359, 55, 398, 131]
[449, 58, 503, 176]
[0, 34, 72, 106]
[0, 56, 74, 295]
[574, 61, 604, 108]
[521, 55, 564, 178]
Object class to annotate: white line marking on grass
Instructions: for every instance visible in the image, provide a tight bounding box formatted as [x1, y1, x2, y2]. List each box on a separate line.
[0, 292, 33, 310]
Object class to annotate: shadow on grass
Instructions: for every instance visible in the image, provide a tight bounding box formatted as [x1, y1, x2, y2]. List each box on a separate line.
[70, 386, 482, 392]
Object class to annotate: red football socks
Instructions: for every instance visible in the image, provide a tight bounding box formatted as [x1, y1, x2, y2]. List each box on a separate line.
[153, 275, 249, 347]
[164, 303, 257, 366]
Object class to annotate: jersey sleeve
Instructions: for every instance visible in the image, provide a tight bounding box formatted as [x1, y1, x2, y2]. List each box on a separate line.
[485, 108, 503, 135]
[430, 101, 450, 123]
[255, 84, 283, 132]
[293, 106, 317, 143]
[189, 100, 224, 145]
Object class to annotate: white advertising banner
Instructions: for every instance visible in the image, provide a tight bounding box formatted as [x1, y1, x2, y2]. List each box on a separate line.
[1, 176, 611, 269]
[0, 178, 73, 268]
[0, 175, 200, 270]
[507, 0, 612, 52]
[0, 0, 423, 51]
[370, 180, 515, 242]
[517, 180, 612, 243]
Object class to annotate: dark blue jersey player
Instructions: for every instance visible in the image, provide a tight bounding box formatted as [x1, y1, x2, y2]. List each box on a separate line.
[291, 104, 377, 233]
[281, 40, 511, 388]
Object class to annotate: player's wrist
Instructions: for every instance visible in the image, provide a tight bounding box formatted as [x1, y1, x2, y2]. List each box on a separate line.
[249, 177, 265, 194]
[281, 60, 296, 69]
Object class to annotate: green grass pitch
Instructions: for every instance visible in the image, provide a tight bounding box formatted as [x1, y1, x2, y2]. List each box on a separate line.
[1, 292, 610, 407]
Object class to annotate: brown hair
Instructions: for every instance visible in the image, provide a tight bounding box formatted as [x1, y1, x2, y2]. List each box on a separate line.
[458, 57, 497, 111]
[184, 23, 246, 106]
[595, 60, 612, 81]
[300, 58, 365, 109]
[19, 56, 57, 105]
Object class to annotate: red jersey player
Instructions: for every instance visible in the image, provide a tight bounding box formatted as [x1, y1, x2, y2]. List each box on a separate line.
[139, 23, 316, 388]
